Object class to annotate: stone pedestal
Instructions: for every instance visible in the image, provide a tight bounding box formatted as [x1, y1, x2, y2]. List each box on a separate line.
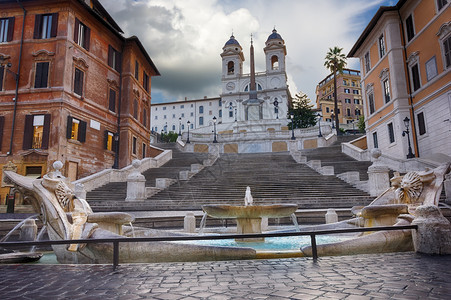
[156, 178, 172, 189]
[412, 205, 451, 255]
[179, 171, 190, 181]
[19, 219, 37, 241]
[184, 212, 196, 233]
[325, 209, 338, 224]
[236, 218, 264, 242]
[367, 149, 390, 197]
[126, 160, 146, 201]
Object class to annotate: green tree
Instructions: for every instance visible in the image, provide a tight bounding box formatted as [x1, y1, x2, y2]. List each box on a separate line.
[287, 92, 317, 129]
[324, 46, 347, 135]
[357, 115, 366, 133]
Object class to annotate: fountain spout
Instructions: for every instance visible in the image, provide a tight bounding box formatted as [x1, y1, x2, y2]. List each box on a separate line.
[244, 186, 253, 206]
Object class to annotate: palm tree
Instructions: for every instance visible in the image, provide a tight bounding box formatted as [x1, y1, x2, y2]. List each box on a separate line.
[324, 47, 347, 135]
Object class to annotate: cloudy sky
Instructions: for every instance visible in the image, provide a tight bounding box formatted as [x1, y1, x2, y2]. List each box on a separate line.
[99, 0, 397, 104]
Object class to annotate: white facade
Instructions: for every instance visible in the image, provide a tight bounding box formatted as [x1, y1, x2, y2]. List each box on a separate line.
[220, 30, 290, 125]
[151, 97, 222, 134]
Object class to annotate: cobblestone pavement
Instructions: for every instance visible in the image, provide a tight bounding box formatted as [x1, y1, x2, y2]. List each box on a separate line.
[1, 252, 451, 299]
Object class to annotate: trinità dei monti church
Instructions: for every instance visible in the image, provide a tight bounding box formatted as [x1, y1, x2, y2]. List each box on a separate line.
[151, 29, 292, 136]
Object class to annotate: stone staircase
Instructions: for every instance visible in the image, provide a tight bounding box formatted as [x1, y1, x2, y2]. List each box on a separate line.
[87, 143, 374, 211]
[86, 143, 209, 204]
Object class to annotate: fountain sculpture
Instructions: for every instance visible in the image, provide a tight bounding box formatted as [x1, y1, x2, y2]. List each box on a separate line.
[202, 186, 298, 241]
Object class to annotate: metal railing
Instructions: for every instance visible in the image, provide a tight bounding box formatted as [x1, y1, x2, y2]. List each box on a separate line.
[0, 225, 417, 270]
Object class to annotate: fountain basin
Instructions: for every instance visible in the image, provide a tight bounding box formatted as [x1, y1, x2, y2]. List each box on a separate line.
[202, 204, 298, 219]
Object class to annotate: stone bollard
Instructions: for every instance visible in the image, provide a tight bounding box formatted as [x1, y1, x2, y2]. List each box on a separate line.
[19, 219, 37, 241]
[367, 149, 390, 197]
[179, 170, 190, 181]
[191, 164, 202, 173]
[184, 212, 196, 233]
[412, 205, 451, 255]
[74, 183, 87, 200]
[325, 209, 338, 224]
[126, 160, 146, 201]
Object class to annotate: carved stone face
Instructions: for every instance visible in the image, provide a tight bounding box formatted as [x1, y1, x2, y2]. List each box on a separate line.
[395, 171, 423, 204]
[55, 181, 75, 211]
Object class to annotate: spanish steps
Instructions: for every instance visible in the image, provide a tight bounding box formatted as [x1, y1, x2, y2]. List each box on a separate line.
[87, 136, 375, 211]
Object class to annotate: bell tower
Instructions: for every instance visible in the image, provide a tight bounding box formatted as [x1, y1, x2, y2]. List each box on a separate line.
[220, 35, 244, 78]
[264, 29, 287, 73]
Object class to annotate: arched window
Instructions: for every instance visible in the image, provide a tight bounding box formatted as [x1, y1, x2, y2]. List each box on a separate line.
[271, 55, 279, 70]
[244, 83, 263, 92]
[227, 61, 234, 75]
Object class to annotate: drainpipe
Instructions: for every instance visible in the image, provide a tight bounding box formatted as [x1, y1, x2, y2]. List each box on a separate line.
[397, 9, 420, 157]
[8, 0, 26, 155]
[113, 43, 124, 169]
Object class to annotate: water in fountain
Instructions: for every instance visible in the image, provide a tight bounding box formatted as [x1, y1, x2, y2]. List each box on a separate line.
[129, 222, 135, 238]
[31, 225, 47, 252]
[0, 214, 38, 242]
[198, 212, 208, 235]
[291, 213, 300, 232]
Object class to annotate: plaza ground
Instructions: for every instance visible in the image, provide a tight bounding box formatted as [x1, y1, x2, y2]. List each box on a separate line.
[1, 252, 450, 299]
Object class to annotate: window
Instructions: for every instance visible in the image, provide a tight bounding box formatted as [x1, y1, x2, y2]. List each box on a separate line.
[135, 60, 139, 80]
[143, 72, 149, 92]
[368, 93, 375, 114]
[190, 123, 194, 129]
[74, 68, 84, 96]
[0, 17, 14, 42]
[271, 55, 279, 70]
[326, 107, 330, 113]
[163, 107, 166, 110]
[190, 112, 193, 117]
[219, 110, 222, 118]
[229, 110, 233, 118]
[143, 109, 147, 127]
[347, 108, 351, 116]
[66, 116, 86, 142]
[406, 15, 415, 42]
[0, 66, 3, 91]
[23, 114, 51, 150]
[364, 52, 371, 72]
[344, 89, 350, 93]
[191, 104, 193, 108]
[108, 89, 116, 112]
[411, 63, 421, 91]
[0, 116, 4, 150]
[353, 90, 359, 95]
[373, 132, 378, 148]
[172, 125, 175, 131]
[181, 113, 184, 118]
[172, 114, 175, 119]
[199, 116, 204, 126]
[437, 0, 448, 11]
[379, 34, 385, 57]
[164, 115, 167, 119]
[34, 14, 58, 39]
[181, 105, 184, 109]
[133, 99, 138, 119]
[218, 100, 222, 107]
[383, 79, 390, 103]
[74, 18, 90, 50]
[345, 98, 351, 104]
[132, 136, 137, 155]
[142, 143, 146, 159]
[343, 80, 347, 86]
[108, 46, 121, 72]
[209, 111, 212, 115]
[182, 124, 185, 130]
[425, 57, 438, 81]
[387, 122, 395, 143]
[443, 35, 451, 69]
[354, 99, 360, 104]
[104, 131, 115, 151]
[199, 106, 204, 114]
[274, 107, 278, 115]
[34, 62, 49, 88]
[173, 106, 175, 109]
[227, 61, 234, 75]
[154, 115, 158, 120]
[417, 112, 426, 135]
[355, 109, 361, 116]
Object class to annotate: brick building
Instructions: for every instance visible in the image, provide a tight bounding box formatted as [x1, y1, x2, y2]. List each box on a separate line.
[0, 0, 159, 204]
[315, 68, 363, 127]
[348, 0, 450, 160]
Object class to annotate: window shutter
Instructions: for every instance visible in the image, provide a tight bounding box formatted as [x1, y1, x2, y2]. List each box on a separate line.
[84, 26, 90, 50]
[0, 116, 4, 151]
[108, 45, 113, 67]
[112, 134, 117, 152]
[22, 115, 34, 150]
[41, 114, 51, 149]
[109, 89, 116, 112]
[42, 62, 49, 88]
[66, 116, 73, 139]
[104, 130, 109, 149]
[50, 13, 58, 37]
[78, 120, 87, 143]
[7, 17, 14, 42]
[35, 62, 42, 88]
[115, 51, 121, 72]
[74, 18, 80, 44]
[33, 14, 42, 39]
[0, 66, 4, 91]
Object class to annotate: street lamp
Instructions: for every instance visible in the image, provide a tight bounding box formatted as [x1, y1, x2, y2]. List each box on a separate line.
[212, 116, 218, 143]
[402, 117, 415, 159]
[186, 121, 191, 143]
[317, 113, 323, 137]
[113, 132, 120, 169]
[352, 119, 356, 135]
[178, 117, 182, 136]
[330, 113, 335, 129]
[273, 99, 279, 119]
[290, 113, 296, 140]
